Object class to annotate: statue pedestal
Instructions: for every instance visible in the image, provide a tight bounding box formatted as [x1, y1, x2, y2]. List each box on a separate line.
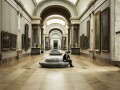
[71, 48, 80, 55]
[31, 48, 41, 55]
[17, 50, 22, 59]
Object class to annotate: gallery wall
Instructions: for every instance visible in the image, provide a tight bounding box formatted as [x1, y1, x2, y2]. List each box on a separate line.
[76, 0, 92, 17]
[18, 0, 36, 15]
[79, 0, 111, 60]
[114, 0, 120, 61]
[1, 0, 32, 59]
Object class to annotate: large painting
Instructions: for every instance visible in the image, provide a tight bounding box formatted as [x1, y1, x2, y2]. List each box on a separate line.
[22, 34, 25, 49]
[10, 34, 17, 50]
[101, 7, 110, 52]
[87, 20, 90, 48]
[80, 34, 89, 50]
[80, 34, 85, 50]
[1, 31, 10, 51]
[87, 20, 90, 37]
[28, 38, 31, 49]
[95, 11, 101, 52]
[24, 24, 29, 51]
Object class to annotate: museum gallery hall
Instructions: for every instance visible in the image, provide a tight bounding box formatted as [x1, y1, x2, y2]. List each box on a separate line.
[0, 0, 120, 90]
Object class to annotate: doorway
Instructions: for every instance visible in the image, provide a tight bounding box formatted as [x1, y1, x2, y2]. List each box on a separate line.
[53, 40, 58, 49]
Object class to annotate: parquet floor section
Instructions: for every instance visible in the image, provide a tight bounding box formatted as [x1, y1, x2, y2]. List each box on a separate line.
[0, 51, 120, 90]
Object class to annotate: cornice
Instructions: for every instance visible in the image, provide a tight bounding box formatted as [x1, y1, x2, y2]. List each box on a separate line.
[14, 0, 32, 19]
[32, 0, 37, 7]
[14, 0, 41, 21]
[79, 0, 96, 20]
[79, 0, 107, 20]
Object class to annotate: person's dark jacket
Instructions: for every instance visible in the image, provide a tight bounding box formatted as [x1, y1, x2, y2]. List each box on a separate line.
[63, 54, 70, 61]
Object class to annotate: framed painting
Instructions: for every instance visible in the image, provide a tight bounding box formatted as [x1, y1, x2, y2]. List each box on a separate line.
[87, 20, 90, 48]
[87, 20, 90, 37]
[28, 38, 31, 49]
[85, 36, 89, 49]
[24, 24, 29, 51]
[63, 37, 66, 49]
[80, 34, 85, 50]
[1, 31, 10, 51]
[45, 37, 49, 50]
[95, 11, 101, 52]
[10, 34, 17, 50]
[22, 34, 25, 49]
[101, 7, 110, 52]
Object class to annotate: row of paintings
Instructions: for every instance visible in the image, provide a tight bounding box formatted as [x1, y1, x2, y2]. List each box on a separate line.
[1, 31, 17, 51]
[95, 7, 110, 52]
[22, 24, 31, 51]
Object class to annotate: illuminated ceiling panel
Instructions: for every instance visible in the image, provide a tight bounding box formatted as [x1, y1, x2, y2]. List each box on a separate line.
[35, 0, 78, 5]
[69, 0, 78, 4]
[35, 0, 42, 3]
[46, 19, 66, 26]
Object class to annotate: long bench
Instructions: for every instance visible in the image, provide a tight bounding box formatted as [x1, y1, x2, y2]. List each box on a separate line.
[39, 58, 69, 68]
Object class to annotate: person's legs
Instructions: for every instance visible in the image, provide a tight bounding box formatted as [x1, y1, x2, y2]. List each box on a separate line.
[68, 60, 74, 67]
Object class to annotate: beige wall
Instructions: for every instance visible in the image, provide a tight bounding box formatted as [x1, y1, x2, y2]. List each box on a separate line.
[76, 0, 92, 17]
[1, 0, 32, 59]
[19, 0, 36, 15]
[114, 0, 120, 61]
[79, 0, 111, 60]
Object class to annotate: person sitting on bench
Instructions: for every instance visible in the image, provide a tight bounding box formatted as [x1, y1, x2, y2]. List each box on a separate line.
[63, 52, 74, 67]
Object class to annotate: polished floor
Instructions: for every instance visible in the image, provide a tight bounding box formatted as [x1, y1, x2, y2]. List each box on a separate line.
[0, 51, 120, 90]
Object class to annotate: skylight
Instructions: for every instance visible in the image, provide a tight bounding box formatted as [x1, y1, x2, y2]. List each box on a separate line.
[68, 0, 78, 4]
[46, 19, 66, 26]
[35, 0, 78, 5]
[36, 0, 42, 4]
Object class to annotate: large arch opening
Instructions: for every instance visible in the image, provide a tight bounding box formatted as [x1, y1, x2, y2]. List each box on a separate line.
[49, 29, 62, 50]
[32, 1, 77, 52]
[40, 5, 71, 23]
[41, 5, 71, 50]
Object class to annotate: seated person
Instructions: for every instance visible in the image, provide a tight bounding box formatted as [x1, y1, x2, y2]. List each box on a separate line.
[63, 51, 74, 67]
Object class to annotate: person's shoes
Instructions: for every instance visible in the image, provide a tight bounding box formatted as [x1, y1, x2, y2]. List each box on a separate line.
[70, 66, 74, 67]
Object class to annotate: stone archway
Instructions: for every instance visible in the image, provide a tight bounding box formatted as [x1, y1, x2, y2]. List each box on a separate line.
[33, 0, 78, 18]
[32, 0, 78, 52]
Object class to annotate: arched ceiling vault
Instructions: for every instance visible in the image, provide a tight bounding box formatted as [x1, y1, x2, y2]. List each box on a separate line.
[44, 23, 67, 35]
[40, 5, 71, 23]
[33, 0, 78, 23]
[49, 28, 63, 34]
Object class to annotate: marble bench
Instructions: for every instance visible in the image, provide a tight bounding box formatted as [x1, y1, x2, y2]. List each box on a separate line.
[39, 58, 69, 68]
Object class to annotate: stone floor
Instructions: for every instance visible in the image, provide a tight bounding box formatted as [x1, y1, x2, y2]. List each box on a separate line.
[0, 51, 120, 90]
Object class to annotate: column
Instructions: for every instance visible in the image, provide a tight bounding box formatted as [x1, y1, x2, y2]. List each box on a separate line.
[74, 24, 79, 47]
[71, 24, 74, 48]
[68, 24, 71, 51]
[32, 24, 41, 47]
[37, 27, 41, 46]
[40, 24, 44, 53]
[17, 11, 22, 50]
[72, 24, 79, 48]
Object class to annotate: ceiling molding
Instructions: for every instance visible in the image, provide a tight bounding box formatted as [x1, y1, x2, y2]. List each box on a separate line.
[32, 0, 37, 6]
